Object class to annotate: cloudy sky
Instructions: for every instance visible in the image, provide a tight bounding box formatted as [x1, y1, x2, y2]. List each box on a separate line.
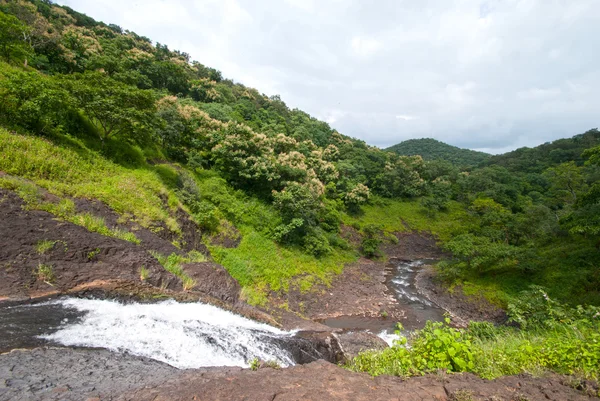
[57, 0, 599, 153]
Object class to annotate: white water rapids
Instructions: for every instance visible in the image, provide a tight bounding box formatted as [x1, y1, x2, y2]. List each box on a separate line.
[38, 298, 297, 369]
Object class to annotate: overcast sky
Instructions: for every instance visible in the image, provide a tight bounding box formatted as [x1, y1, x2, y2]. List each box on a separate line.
[57, 0, 599, 153]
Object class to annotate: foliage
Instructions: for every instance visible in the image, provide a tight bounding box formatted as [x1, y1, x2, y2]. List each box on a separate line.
[347, 318, 475, 376]
[36, 263, 55, 283]
[139, 266, 149, 281]
[349, 293, 600, 381]
[149, 250, 204, 291]
[0, 11, 32, 63]
[386, 138, 491, 167]
[35, 239, 56, 254]
[0, 129, 180, 232]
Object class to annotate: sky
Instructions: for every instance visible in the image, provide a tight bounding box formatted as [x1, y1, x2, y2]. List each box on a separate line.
[57, 0, 600, 154]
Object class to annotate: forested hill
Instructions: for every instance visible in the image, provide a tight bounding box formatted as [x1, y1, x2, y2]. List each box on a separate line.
[385, 138, 490, 167]
[1, 0, 600, 312]
[484, 129, 600, 173]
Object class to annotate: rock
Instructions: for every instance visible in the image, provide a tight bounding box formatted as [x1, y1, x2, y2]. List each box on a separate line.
[336, 331, 388, 361]
[182, 262, 241, 304]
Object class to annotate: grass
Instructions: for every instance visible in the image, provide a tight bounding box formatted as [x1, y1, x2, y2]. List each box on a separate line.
[0, 175, 141, 244]
[342, 196, 476, 242]
[208, 229, 356, 306]
[35, 239, 56, 254]
[36, 263, 55, 284]
[0, 128, 180, 233]
[347, 316, 600, 382]
[139, 266, 149, 281]
[150, 250, 205, 291]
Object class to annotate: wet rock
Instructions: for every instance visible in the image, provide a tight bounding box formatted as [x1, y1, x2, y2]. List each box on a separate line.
[292, 331, 345, 364]
[182, 262, 240, 304]
[336, 331, 388, 361]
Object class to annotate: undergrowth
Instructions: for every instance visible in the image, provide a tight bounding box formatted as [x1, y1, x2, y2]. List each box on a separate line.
[149, 250, 206, 291]
[0, 129, 180, 233]
[347, 287, 600, 381]
[0, 175, 140, 244]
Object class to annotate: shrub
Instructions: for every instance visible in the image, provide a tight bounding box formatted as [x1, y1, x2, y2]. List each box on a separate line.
[36, 263, 55, 284]
[35, 239, 56, 254]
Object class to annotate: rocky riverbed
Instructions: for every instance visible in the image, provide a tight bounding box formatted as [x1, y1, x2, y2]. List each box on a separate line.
[1, 187, 598, 400]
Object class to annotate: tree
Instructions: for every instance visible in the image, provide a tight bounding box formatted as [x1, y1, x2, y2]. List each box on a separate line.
[544, 161, 585, 210]
[67, 72, 156, 145]
[0, 70, 74, 134]
[0, 11, 32, 63]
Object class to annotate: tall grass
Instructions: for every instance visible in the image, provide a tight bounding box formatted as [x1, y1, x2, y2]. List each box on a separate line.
[0, 176, 140, 244]
[149, 250, 206, 291]
[0, 129, 180, 232]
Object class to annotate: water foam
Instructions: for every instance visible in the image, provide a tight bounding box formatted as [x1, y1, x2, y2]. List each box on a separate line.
[39, 298, 296, 369]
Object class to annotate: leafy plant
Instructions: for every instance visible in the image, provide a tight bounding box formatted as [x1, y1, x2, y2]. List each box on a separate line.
[139, 266, 149, 281]
[35, 239, 56, 254]
[87, 248, 100, 260]
[36, 263, 55, 284]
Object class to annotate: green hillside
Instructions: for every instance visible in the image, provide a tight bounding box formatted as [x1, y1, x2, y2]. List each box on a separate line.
[1, 0, 599, 382]
[386, 138, 491, 167]
[485, 129, 600, 173]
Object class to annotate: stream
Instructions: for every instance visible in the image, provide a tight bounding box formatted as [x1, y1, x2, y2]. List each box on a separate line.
[319, 260, 446, 344]
[0, 260, 443, 368]
[0, 298, 314, 369]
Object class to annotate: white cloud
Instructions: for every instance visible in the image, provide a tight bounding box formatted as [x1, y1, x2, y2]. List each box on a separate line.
[396, 115, 417, 121]
[350, 36, 383, 58]
[56, 0, 600, 151]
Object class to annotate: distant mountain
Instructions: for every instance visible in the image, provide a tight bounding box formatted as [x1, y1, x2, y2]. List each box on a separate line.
[483, 129, 600, 173]
[385, 138, 491, 167]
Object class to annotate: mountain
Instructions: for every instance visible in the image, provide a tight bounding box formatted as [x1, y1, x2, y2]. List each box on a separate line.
[484, 129, 600, 173]
[385, 138, 491, 167]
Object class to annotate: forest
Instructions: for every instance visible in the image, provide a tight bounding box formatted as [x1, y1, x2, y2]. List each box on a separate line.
[1, 0, 599, 383]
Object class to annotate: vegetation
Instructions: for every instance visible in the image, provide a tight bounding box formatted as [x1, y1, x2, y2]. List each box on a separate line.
[348, 289, 600, 381]
[149, 250, 205, 291]
[35, 239, 56, 254]
[36, 263, 55, 283]
[0, 0, 599, 382]
[139, 266, 149, 281]
[386, 138, 491, 167]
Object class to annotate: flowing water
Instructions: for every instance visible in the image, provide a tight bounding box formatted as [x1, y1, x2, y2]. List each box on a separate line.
[0, 298, 304, 369]
[0, 260, 444, 366]
[386, 260, 446, 330]
[319, 260, 446, 345]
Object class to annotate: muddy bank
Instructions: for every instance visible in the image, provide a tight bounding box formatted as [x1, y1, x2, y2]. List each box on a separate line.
[1, 348, 596, 401]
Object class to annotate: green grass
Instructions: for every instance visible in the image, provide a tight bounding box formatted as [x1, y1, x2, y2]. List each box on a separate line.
[35, 239, 56, 254]
[150, 250, 206, 291]
[139, 266, 150, 281]
[0, 128, 180, 233]
[341, 197, 476, 242]
[209, 229, 356, 306]
[0, 175, 141, 244]
[36, 263, 55, 284]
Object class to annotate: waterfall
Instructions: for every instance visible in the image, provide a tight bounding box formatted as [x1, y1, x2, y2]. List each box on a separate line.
[39, 298, 297, 369]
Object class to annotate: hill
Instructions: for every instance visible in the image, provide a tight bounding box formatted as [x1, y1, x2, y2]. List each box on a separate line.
[386, 138, 491, 167]
[0, 0, 600, 386]
[484, 129, 600, 173]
